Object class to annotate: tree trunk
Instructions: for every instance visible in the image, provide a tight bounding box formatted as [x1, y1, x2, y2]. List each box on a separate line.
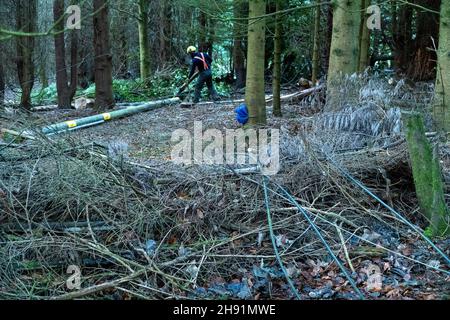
[322, 3, 333, 77]
[207, 18, 216, 57]
[78, 36, 95, 89]
[393, 4, 412, 73]
[69, 24, 78, 100]
[273, 0, 284, 117]
[93, 0, 114, 110]
[54, 0, 78, 109]
[358, 0, 370, 72]
[391, 0, 397, 43]
[245, 0, 267, 125]
[434, 0, 450, 132]
[233, 0, 247, 89]
[138, 0, 151, 83]
[39, 55, 49, 89]
[369, 25, 382, 67]
[405, 0, 440, 81]
[116, 0, 129, 79]
[158, 0, 171, 65]
[117, 32, 128, 79]
[0, 60, 4, 106]
[326, 0, 362, 110]
[311, 0, 321, 84]
[78, 45, 94, 89]
[198, 11, 209, 53]
[15, 0, 37, 109]
[405, 114, 448, 237]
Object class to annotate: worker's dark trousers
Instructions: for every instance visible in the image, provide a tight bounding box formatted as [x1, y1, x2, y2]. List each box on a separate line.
[193, 69, 218, 103]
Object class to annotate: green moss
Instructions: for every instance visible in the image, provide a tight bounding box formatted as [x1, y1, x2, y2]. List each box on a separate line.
[424, 227, 434, 239]
[333, 48, 344, 57]
[405, 114, 449, 237]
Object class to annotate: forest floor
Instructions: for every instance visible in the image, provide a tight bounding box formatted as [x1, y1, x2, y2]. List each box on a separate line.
[0, 80, 449, 300]
[24, 94, 309, 160]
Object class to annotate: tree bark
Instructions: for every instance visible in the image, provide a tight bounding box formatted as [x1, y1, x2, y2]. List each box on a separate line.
[0, 60, 4, 106]
[405, 0, 440, 81]
[39, 62, 49, 89]
[78, 42, 95, 89]
[207, 18, 216, 57]
[138, 0, 151, 83]
[116, 0, 129, 79]
[54, 0, 78, 109]
[273, 0, 284, 117]
[391, 0, 397, 39]
[358, 0, 370, 72]
[15, 0, 37, 109]
[158, 0, 171, 65]
[393, 3, 412, 73]
[326, 0, 362, 110]
[245, 0, 267, 125]
[198, 11, 209, 53]
[78, 14, 95, 90]
[322, 3, 333, 77]
[233, 0, 247, 89]
[93, 0, 114, 110]
[405, 114, 448, 237]
[311, 0, 321, 84]
[117, 32, 128, 79]
[434, 0, 450, 132]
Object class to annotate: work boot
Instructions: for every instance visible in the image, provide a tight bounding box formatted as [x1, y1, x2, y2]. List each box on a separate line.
[193, 90, 201, 104]
[208, 83, 218, 101]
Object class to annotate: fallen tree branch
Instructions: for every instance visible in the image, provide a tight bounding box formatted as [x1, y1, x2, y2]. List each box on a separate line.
[50, 251, 199, 300]
[193, 85, 324, 106]
[1, 128, 36, 140]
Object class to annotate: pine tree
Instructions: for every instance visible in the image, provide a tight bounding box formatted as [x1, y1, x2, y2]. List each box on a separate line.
[0, 50, 4, 106]
[326, 0, 362, 110]
[233, 0, 247, 90]
[245, 0, 267, 125]
[93, 0, 114, 110]
[54, 0, 78, 109]
[358, 0, 370, 72]
[434, 0, 450, 131]
[272, 0, 285, 117]
[15, 0, 37, 109]
[311, 0, 321, 84]
[138, 0, 151, 84]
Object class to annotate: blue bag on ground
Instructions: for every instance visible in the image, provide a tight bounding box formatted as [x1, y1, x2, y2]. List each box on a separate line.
[235, 104, 249, 125]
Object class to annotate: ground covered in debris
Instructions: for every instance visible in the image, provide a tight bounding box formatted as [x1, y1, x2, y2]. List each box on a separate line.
[0, 75, 449, 300]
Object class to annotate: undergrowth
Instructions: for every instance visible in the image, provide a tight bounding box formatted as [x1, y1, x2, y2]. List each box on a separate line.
[30, 68, 232, 105]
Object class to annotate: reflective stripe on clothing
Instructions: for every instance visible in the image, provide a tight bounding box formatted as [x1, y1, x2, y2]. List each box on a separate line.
[194, 53, 209, 70]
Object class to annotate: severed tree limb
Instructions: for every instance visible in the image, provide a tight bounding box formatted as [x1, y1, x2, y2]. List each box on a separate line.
[50, 268, 150, 300]
[51, 251, 198, 300]
[335, 222, 355, 273]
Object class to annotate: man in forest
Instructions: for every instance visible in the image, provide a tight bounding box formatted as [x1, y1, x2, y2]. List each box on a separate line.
[186, 46, 219, 104]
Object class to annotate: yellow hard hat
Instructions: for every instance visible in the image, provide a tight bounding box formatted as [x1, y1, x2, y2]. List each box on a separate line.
[187, 46, 197, 54]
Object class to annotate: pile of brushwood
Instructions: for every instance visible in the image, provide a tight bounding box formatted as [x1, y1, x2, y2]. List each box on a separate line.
[0, 74, 449, 300]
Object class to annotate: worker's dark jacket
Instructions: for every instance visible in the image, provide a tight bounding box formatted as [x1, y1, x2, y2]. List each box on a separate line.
[189, 52, 213, 78]
[189, 52, 218, 103]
